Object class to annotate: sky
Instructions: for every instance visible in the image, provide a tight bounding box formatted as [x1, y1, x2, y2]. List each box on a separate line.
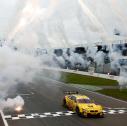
[0, 0, 127, 48]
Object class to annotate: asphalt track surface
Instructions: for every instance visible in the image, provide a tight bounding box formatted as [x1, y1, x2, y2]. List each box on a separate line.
[1, 77, 127, 126]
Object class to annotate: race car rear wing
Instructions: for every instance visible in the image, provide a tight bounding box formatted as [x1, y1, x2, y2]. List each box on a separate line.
[64, 91, 79, 95]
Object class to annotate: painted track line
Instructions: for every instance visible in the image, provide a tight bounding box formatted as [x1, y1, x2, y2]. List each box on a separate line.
[4, 111, 75, 120]
[4, 108, 127, 121]
[0, 110, 9, 126]
[46, 78, 127, 104]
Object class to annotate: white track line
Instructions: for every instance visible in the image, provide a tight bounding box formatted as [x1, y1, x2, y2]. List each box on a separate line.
[17, 93, 34, 96]
[84, 89, 127, 104]
[3, 109, 127, 121]
[48, 78, 127, 104]
[0, 110, 9, 126]
[41, 68, 127, 104]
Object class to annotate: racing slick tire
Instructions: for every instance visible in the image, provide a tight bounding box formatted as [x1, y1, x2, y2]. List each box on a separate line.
[99, 113, 104, 118]
[76, 107, 82, 117]
[63, 99, 67, 108]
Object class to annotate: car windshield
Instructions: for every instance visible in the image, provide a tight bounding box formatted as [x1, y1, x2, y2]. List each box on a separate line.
[77, 98, 92, 103]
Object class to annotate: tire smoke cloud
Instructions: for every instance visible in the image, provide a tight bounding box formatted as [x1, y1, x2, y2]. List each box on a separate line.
[0, 44, 42, 110]
[1, 0, 127, 110]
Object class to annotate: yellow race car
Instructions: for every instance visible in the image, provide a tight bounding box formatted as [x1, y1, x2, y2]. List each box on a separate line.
[63, 91, 104, 118]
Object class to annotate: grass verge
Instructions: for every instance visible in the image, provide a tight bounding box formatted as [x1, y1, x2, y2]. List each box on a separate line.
[97, 89, 127, 101]
[60, 72, 118, 86]
[44, 69, 127, 101]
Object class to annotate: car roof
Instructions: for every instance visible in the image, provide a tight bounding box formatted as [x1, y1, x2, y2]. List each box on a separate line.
[71, 94, 90, 99]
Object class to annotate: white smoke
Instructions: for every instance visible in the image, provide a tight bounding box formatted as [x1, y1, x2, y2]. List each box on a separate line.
[94, 51, 105, 66]
[8, 0, 59, 41]
[78, 0, 107, 38]
[0, 44, 42, 110]
[0, 1, 60, 110]
[1, 0, 127, 110]
[0, 0, 60, 111]
[0, 96, 24, 110]
[117, 75, 127, 89]
[116, 62, 127, 87]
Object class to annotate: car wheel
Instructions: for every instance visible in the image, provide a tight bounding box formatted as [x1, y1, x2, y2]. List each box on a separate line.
[63, 99, 67, 107]
[76, 107, 81, 116]
[99, 113, 104, 118]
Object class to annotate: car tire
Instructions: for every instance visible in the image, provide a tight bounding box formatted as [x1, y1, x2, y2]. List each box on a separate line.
[99, 113, 104, 118]
[63, 99, 67, 107]
[76, 107, 81, 116]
